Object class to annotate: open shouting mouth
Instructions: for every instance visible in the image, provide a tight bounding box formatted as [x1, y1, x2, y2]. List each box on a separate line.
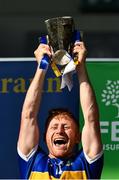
[53, 137, 68, 147]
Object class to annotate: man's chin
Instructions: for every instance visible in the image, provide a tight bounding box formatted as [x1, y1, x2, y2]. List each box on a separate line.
[50, 149, 72, 158]
[53, 153, 67, 158]
[49, 149, 67, 158]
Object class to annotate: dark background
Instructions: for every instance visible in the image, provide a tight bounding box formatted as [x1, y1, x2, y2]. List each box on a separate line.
[0, 0, 119, 58]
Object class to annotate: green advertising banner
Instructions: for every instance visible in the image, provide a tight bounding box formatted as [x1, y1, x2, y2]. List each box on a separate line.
[80, 60, 119, 179]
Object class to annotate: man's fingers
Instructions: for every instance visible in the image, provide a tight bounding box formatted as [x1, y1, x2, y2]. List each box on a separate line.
[34, 44, 51, 58]
[73, 41, 87, 53]
[74, 41, 84, 46]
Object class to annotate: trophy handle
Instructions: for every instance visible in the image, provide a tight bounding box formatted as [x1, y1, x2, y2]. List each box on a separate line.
[38, 36, 50, 70]
[38, 35, 62, 77]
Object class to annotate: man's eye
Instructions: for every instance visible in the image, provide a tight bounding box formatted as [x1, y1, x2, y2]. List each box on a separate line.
[51, 126, 57, 130]
[64, 126, 70, 129]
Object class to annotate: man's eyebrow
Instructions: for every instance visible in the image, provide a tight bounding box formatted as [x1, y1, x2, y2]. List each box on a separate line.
[63, 123, 70, 125]
[50, 123, 58, 126]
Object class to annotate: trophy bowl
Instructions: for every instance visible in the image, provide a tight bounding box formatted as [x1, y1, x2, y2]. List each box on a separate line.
[45, 16, 75, 65]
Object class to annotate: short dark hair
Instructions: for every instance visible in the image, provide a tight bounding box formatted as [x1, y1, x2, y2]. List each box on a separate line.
[44, 108, 79, 140]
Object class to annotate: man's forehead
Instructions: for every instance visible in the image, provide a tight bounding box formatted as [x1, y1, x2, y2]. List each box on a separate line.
[49, 114, 74, 124]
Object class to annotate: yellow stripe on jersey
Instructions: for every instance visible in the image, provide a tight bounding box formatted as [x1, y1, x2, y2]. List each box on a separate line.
[29, 170, 87, 179]
[60, 171, 87, 179]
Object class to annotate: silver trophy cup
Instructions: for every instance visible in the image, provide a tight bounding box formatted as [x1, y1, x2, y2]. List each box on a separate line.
[45, 16, 75, 66]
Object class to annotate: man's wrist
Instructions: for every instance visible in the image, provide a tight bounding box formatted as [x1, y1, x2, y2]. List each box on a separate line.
[38, 54, 50, 70]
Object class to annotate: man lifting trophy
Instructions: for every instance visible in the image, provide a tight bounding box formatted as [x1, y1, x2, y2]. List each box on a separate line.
[17, 16, 104, 179]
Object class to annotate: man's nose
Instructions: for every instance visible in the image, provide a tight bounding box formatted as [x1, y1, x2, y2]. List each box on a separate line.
[57, 125, 64, 133]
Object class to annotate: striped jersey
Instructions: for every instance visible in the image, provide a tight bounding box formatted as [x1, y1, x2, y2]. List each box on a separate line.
[18, 147, 104, 179]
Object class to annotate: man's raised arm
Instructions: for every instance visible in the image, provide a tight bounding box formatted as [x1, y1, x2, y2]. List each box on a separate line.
[17, 44, 51, 156]
[74, 42, 102, 159]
